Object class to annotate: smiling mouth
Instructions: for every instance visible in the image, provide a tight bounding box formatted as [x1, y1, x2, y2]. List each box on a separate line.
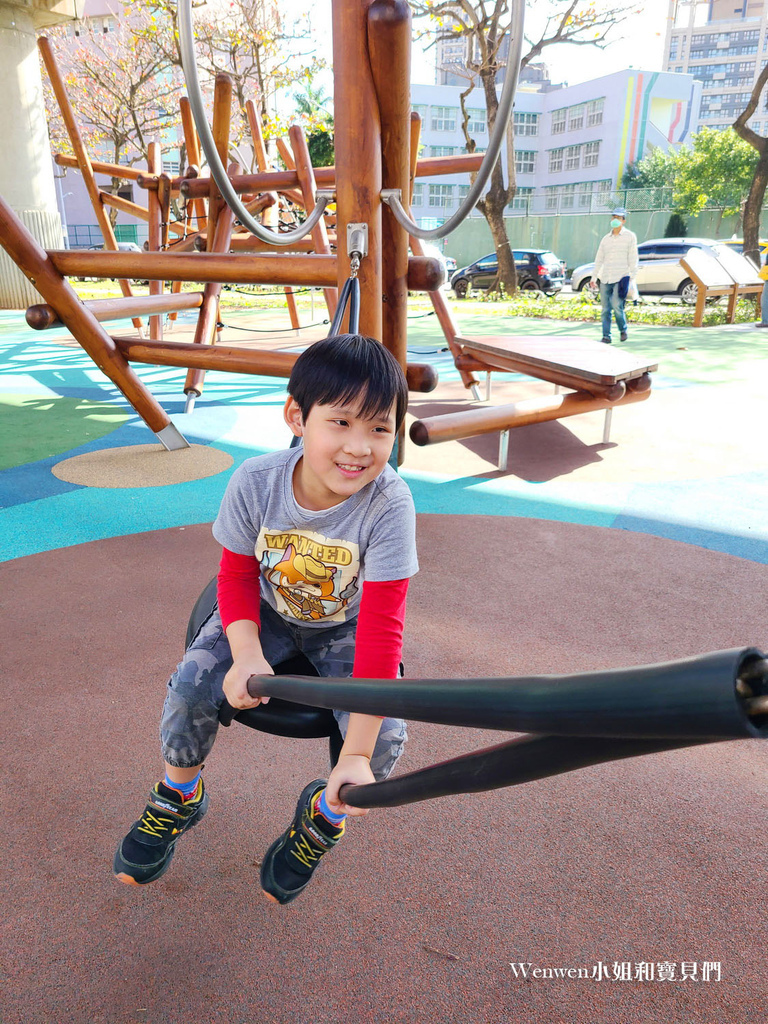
[336, 463, 366, 473]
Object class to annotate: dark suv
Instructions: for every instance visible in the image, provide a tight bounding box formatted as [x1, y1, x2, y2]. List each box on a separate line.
[451, 249, 564, 297]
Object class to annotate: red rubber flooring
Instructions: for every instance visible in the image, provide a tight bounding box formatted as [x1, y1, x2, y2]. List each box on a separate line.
[4, 515, 767, 1023]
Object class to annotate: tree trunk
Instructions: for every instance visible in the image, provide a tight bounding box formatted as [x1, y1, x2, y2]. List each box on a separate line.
[742, 143, 768, 267]
[477, 66, 516, 294]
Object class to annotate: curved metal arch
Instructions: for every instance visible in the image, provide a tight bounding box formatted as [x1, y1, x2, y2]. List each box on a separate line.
[177, 0, 332, 246]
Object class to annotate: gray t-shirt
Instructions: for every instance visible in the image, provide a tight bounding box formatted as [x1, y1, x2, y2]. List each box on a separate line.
[213, 446, 419, 628]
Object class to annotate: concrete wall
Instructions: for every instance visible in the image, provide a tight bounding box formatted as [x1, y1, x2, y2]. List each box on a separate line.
[444, 209, 765, 274]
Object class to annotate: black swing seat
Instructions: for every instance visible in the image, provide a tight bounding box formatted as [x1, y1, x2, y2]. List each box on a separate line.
[186, 577, 343, 757]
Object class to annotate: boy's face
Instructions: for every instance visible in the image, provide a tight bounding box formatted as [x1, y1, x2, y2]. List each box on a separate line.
[284, 396, 397, 510]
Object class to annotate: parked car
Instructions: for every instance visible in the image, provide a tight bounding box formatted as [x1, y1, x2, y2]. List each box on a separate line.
[87, 242, 143, 253]
[451, 248, 564, 297]
[570, 237, 721, 305]
[718, 238, 768, 269]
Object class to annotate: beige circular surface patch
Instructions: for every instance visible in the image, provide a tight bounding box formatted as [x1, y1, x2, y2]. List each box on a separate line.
[52, 444, 234, 488]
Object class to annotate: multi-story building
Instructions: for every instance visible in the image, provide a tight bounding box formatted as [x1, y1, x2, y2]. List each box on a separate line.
[410, 69, 701, 224]
[663, 0, 768, 132]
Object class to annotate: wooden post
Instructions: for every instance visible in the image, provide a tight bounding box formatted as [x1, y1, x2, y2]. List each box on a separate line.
[37, 37, 140, 328]
[289, 125, 338, 318]
[146, 141, 163, 340]
[408, 114, 478, 391]
[0, 194, 186, 448]
[332, 0, 382, 339]
[179, 97, 208, 233]
[208, 74, 233, 251]
[184, 181, 237, 403]
[368, 0, 410, 367]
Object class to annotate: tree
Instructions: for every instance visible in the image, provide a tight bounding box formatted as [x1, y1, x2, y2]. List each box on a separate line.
[624, 128, 757, 235]
[664, 212, 687, 237]
[671, 128, 756, 229]
[142, 0, 326, 146]
[733, 63, 768, 267]
[410, 0, 635, 294]
[40, 7, 184, 223]
[293, 78, 334, 167]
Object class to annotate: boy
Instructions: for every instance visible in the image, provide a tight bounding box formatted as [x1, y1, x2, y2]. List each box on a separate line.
[114, 334, 418, 904]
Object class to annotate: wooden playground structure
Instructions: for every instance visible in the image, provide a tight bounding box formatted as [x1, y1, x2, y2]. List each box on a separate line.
[0, 0, 656, 462]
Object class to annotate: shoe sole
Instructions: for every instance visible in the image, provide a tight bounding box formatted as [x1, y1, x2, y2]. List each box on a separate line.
[113, 792, 208, 887]
[260, 779, 327, 906]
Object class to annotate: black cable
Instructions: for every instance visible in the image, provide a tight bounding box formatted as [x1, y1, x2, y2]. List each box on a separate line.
[216, 319, 330, 334]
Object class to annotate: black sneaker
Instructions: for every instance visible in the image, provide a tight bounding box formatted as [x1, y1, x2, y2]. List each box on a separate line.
[601, 337, 612, 344]
[113, 779, 209, 886]
[620, 331, 628, 342]
[260, 779, 345, 905]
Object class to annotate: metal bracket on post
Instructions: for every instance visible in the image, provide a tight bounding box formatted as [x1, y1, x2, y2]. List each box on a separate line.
[498, 429, 509, 472]
[603, 407, 613, 444]
[347, 223, 368, 267]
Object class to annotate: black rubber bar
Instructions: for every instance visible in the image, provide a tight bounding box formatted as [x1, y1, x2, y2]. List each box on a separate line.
[250, 647, 768, 741]
[336, 734, 716, 809]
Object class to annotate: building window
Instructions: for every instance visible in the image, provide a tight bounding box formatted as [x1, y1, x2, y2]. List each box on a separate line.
[549, 148, 564, 173]
[560, 183, 577, 209]
[412, 184, 424, 207]
[431, 106, 458, 131]
[565, 144, 581, 170]
[429, 146, 458, 158]
[544, 186, 559, 210]
[568, 104, 586, 131]
[578, 182, 593, 208]
[515, 150, 537, 174]
[458, 185, 470, 202]
[514, 112, 539, 136]
[429, 184, 455, 208]
[587, 98, 604, 127]
[467, 108, 487, 133]
[583, 141, 600, 168]
[162, 160, 180, 175]
[551, 108, 566, 134]
[412, 104, 429, 125]
[509, 187, 534, 211]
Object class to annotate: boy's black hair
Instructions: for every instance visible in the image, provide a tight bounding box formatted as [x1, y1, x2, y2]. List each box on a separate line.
[288, 333, 409, 430]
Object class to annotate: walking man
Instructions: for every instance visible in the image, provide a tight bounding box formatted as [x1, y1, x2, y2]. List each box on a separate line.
[590, 206, 638, 344]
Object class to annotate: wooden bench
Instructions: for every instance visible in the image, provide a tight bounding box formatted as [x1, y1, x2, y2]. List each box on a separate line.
[680, 246, 762, 327]
[412, 334, 657, 469]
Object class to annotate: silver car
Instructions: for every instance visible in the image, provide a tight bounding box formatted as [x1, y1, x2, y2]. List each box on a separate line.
[570, 237, 720, 305]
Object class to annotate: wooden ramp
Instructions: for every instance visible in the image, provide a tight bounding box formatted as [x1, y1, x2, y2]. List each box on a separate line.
[411, 334, 657, 469]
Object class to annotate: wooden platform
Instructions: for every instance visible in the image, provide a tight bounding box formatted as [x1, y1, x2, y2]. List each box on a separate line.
[456, 334, 658, 394]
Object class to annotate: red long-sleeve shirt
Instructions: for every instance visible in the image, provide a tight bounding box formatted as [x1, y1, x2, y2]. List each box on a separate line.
[217, 547, 407, 679]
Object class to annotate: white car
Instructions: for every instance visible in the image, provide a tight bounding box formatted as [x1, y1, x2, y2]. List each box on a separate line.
[570, 237, 720, 305]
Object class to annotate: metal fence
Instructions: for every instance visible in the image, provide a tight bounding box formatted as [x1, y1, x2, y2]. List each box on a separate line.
[67, 223, 139, 248]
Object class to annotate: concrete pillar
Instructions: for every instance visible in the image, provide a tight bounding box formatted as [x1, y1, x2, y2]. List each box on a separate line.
[0, 2, 78, 308]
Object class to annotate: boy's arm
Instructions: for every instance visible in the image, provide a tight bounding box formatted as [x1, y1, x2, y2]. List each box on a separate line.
[217, 547, 274, 709]
[326, 578, 409, 816]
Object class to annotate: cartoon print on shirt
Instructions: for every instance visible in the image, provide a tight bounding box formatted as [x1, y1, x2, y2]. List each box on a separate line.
[260, 535, 360, 622]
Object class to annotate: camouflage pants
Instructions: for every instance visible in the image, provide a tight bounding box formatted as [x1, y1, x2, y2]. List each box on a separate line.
[160, 600, 407, 779]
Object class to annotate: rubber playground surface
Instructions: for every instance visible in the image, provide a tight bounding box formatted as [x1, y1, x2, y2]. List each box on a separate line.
[2, 303, 768, 1023]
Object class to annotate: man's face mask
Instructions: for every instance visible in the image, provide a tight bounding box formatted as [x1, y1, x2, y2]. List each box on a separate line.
[611, 218, 623, 229]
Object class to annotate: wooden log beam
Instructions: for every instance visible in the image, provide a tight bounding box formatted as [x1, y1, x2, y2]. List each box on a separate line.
[113, 335, 438, 392]
[179, 96, 207, 233]
[100, 191, 186, 235]
[54, 153, 143, 181]
[408, 112, 477, 391]
[178, 153, 485, 199]
[48, 250, 443, 291]
[289, 124, 338, 316]
[0, 194, 175, 439]
[38, 36, 138, 323]
[185, 193, 237, 397]
[26, 292, 204, 330]
[410, 389, 651, 447]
